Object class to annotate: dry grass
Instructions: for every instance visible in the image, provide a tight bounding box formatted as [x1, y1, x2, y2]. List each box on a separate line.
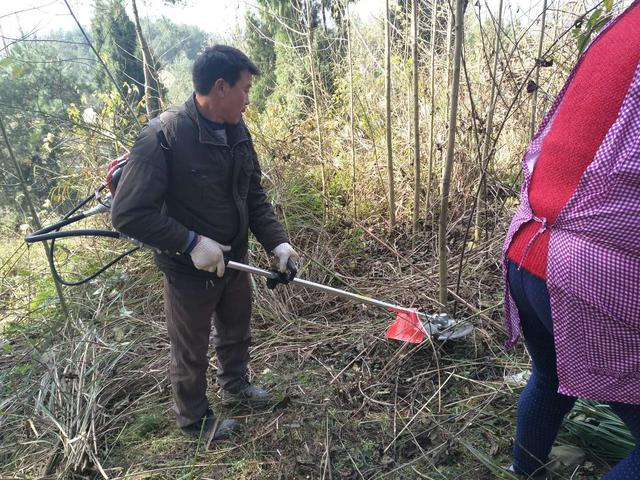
[0, 210, 615, 479]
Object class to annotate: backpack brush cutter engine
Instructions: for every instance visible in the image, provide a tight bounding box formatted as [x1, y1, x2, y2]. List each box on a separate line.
[24, 156, 473, 343]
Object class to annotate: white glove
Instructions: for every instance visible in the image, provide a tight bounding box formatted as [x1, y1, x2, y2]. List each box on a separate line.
[272, 242, 299, 273]
[190, 235, 231, 277]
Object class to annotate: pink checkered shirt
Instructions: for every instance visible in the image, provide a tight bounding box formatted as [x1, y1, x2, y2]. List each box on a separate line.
[503, 2, 640, 404]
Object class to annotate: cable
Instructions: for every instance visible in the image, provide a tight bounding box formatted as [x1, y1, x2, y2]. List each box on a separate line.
[48, 244, 140, 287]
[25, 229, 122, 242]
[24, 185, 138, 286]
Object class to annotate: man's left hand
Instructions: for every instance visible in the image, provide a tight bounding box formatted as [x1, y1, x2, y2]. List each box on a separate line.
[272, 243, 299, 274]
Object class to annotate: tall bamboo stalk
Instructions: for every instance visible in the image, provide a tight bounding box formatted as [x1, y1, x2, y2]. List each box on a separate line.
[306, 0, 327, 219]
[530, 0, 548, 139]
[385, 0, 396, 229]
[0, 114, 68, 317]
[425, 0, 437, 220]
[347, 0, 357, 219]
[439, 0, 465, 308]
[445, 4, 453, 103]
[474, 0, 503, 243]
[411, 0, 421, 240]
[441, 4, 454, 189]
[132, 0, 161, 118]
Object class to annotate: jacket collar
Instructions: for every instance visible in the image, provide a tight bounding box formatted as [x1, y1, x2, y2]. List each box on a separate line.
[183, 94, 249, 148]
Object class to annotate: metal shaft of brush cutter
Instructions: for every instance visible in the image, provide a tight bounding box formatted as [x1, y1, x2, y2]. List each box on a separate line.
[226, 260, 470, 339]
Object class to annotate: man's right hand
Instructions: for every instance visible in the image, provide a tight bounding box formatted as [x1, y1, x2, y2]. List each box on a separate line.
[190, 235, 231, 277]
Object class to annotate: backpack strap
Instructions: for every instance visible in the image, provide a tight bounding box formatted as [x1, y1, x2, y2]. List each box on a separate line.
[148, 116, 171, 158]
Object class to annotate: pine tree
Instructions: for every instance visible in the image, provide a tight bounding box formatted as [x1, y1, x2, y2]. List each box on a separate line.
[91, 0, 145, 98]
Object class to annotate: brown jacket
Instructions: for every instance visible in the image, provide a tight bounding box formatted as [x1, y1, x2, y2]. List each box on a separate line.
[111, 95, 289, 277]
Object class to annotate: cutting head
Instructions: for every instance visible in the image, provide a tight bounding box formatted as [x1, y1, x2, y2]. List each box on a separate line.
[429, 314, 474, 341]
[386, 310, 474, 343]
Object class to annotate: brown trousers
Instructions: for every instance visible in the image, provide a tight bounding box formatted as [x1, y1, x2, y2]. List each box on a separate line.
[163, 269, 251, 427]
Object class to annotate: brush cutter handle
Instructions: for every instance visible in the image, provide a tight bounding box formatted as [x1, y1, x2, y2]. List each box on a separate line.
[265, 258, 298, 289]
[287, 258, 298, 278]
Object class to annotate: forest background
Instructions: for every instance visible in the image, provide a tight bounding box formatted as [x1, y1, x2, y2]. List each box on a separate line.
[0, 0, 635, 478]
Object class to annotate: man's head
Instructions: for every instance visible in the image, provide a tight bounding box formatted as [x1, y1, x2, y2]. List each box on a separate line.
[192, 45, 260, 125]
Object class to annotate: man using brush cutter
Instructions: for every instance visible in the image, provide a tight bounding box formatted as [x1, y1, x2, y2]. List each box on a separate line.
[112, 45, 298, 441]
[503, 2, 640, 478]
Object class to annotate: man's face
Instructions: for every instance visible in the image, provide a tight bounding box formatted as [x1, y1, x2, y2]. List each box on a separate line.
[219, 70, 252, 125]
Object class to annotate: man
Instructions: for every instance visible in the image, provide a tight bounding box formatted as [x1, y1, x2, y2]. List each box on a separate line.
[112, 45, 298, 441]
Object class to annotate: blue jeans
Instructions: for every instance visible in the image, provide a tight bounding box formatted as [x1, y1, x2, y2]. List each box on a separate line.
[507, 261, 640, 479]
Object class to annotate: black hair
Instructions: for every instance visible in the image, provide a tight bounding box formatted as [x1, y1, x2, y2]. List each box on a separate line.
[192, 45, 260, 95]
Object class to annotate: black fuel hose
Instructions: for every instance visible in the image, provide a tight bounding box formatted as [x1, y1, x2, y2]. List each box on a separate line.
[50, 245, 140, 286]
[25, 229, 121, 243]
[23, 187, 140, 286]
[25, 226, 140, 286]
